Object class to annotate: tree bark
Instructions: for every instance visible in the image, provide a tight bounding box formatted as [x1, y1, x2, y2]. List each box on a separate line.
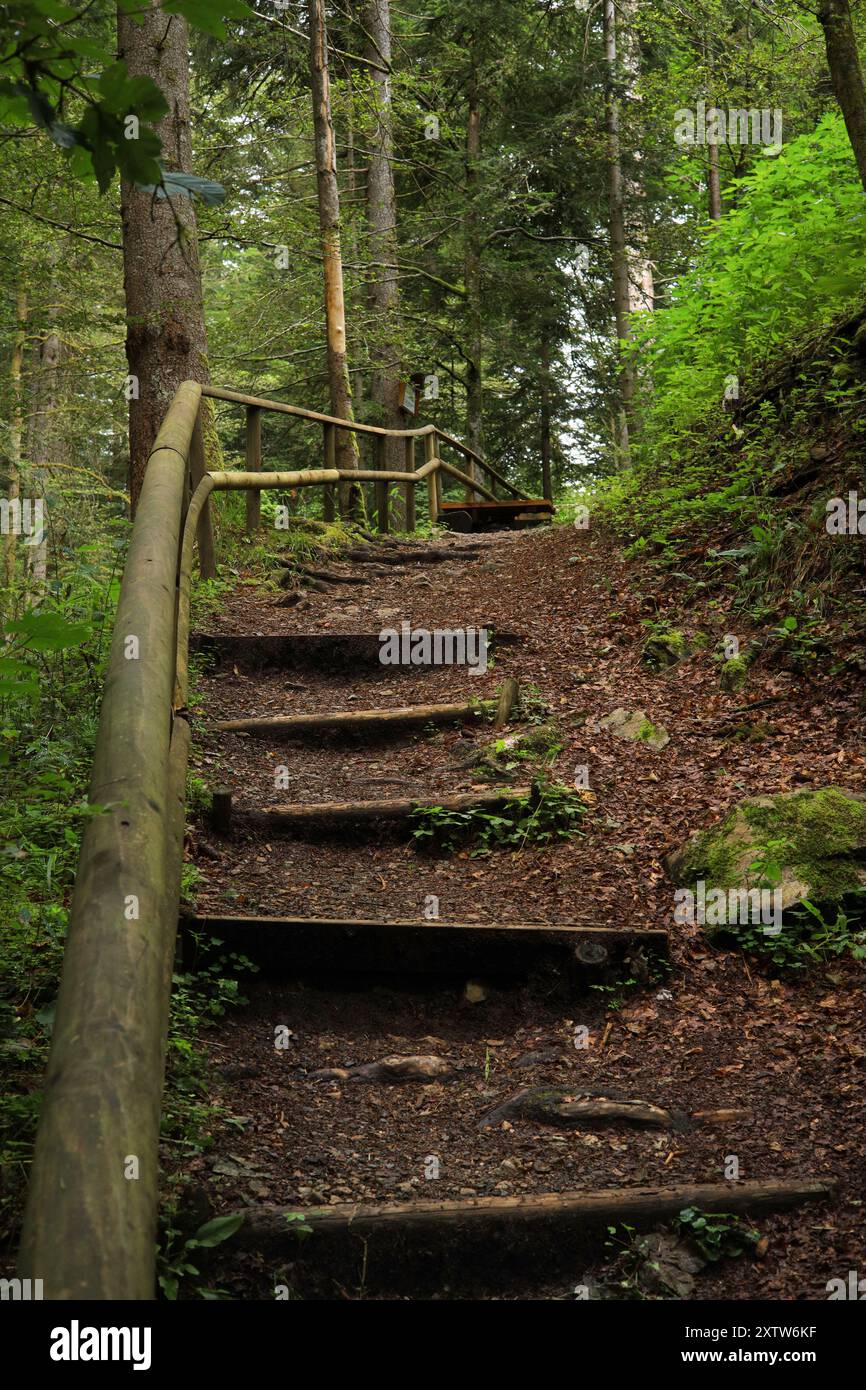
[4, 285, 26, 587]
[363, 0, 404, 516]
[117, 1, 219, 517]
[708, 139, 722, 219]
[309, 0, 360, 504]
[604, 0, 635, 464]
[540, 338, 552, 502]
[25, 275, 62, 586]
[464, 52, 484, 499]
[817, 0, 866, 194]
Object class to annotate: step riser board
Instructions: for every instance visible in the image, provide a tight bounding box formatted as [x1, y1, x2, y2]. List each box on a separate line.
[191, 629, 521, 673]
[214, 701, 498, 740]
[181, 915, 667, 977]
[228, 1180, 832, 1297]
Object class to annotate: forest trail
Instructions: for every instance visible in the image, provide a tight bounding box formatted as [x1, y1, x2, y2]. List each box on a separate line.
[174, 524, 856, 1300]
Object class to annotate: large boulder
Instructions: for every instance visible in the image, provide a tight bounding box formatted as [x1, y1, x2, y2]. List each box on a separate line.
[665, 787, 866, 912]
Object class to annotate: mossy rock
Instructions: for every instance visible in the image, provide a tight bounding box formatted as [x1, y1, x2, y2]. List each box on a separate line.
[472, 722, 562, 780]
[720, 655, 749, 692]
[665, 787, 866, 912]
[505, 723, 562, 756]
[642, 629, 687, 671]
[598, 708, 670, 751]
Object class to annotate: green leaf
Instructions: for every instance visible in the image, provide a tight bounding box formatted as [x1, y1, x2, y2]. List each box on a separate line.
[4, 612, 91, 652]
[191, 1213, 244, 1248]
[137, 169, 225, 205]
[163, 0, 252, 40]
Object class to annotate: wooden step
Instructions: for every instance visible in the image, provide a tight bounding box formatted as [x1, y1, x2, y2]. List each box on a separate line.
[190, 628, 520, 673]
[239, 785, 533, 835]
[226, 1179, 834, 1295]
[213, 697, 502, 739]
[181, 914, 667, 976]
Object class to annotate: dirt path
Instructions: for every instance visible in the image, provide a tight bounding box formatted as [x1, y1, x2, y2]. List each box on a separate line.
[175, 525, 865, 1300]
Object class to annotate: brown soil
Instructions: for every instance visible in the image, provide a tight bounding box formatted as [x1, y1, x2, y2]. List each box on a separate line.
[173, 523, 866, 1301]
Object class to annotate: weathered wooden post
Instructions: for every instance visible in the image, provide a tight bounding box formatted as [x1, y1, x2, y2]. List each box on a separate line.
[245, 406, 262, 533]
[374, 435, 389, 534]
[189, 407, 217, 579]
[322, 422, 336, 521]
[404, 436, 416, 532]
[425, 432, 438, 524]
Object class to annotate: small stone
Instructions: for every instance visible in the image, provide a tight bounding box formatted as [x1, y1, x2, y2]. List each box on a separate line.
[464, 980, 488, 1003]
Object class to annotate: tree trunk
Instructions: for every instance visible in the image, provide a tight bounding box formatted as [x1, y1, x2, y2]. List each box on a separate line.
[464, 56, 484, 499]
[818, 0, 866, 194]
[117, 1, 220, 525]
[708, 140, 722, 219]
[604, 0, 635, 464]
[4, 285, 26, 588]
[25, 273, 62, 587]
[363, 0, 404, 522]
[344, 83, 365, 418]
[540, 338, 552, 502]
[309, 0, 360, 507]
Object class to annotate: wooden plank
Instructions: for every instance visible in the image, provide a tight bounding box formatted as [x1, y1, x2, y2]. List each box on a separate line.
[182, 914, 666, 978]
[322, 422, 336, 521]
[214, 698, 498, 738]
[404, 436, 416, 531]
[232, 1178, 834, 1256]
[185, 915, 667, 941]
[374, 436, 389, 535]
[246, 785, 532, 832]
[210, 786, 232, 834]
[441, 498, 553, 512]
[189, 628, 520, 672]
[493, 678, 519, 730]
[189, 409, 216, 579]
[424, 434, 438, 522]
[245, 406, 262, 533]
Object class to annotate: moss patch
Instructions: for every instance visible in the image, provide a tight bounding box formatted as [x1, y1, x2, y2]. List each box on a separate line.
[641, 628, 688, 672]
[598, 708, 670, 751]
[666, 787, 866, 909]
[720, 655, 749, 692]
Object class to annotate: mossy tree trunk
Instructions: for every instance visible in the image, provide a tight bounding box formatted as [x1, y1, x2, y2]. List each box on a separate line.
[818, 0, 866, 194]
[117, 0, 221, 519]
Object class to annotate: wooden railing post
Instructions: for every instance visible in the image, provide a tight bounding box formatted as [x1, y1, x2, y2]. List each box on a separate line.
[189, 407, 217, 579]
[374, 436, 389, 534]
[245, 406, 262, 533]
[322, 422, 336, 521]
[425, 432, 438, 524]
[404, 436, 416, 532]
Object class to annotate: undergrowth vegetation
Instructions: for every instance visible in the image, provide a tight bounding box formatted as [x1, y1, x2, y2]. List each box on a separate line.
[593, 115, 866, 571]
[0, 511, 264, 1245]
[411, 778, 588, 855]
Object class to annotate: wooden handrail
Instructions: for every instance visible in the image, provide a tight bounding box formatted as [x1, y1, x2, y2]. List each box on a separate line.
[200, 383, 529, 502]
[17, 379, 532, 1298]
[201, 384, 436, 439]
[18, 380, 201, 1299]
